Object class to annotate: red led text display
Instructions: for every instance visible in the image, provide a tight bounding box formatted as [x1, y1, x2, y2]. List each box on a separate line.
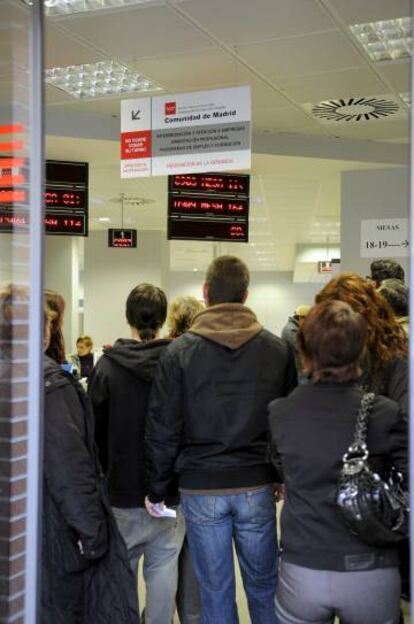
[0, 159, 89, 236]
[169, 173, 250, 196]
[168, 172, 249, 243]
[168, 219, 248, 242]
[168, 195, 248, 218]
[0, 211, 86, 235]
[108, 229, 137, 248]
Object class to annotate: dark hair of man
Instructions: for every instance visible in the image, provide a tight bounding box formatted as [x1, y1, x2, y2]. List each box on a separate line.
[378, 278, 409, 317]
[205, 255, 249, 306]
[298, 300, 367, 383]
[370, 259, 405, 285]
[126, 283, 167, 341]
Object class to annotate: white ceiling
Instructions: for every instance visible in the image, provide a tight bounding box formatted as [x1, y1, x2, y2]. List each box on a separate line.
[41, 0, 411, 271]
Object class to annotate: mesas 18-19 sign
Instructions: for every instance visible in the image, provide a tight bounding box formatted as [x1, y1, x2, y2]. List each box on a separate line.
[121, 86, 251, 178]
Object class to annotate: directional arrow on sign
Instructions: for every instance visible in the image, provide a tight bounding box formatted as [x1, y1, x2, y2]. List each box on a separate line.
[131, 110, 141, 120]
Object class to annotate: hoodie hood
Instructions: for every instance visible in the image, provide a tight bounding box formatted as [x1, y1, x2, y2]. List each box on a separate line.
[44, 355, 70, 393]
[190, 303, 262, 350]
[104, 338, 170, 382]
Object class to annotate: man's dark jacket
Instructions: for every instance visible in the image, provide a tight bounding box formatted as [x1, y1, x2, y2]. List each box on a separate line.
[88, 338, 173, 508]
[42, 356, 137, 623]
[268, 382, 408, 572]
[145, 304, 297, 502]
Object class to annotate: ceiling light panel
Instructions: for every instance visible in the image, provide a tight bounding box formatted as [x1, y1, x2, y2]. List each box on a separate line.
[31, 0, 164, 17]
[46, 60, 161, 99]
[350, 17, 411, 62]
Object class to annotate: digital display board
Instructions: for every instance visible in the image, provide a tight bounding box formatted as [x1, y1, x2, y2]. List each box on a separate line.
[168, 218, 248, 242]
[0, 159, 89, 236]
[0, 211, 87, 235]
[169, 173, 250, 196]
[108, 229, 137, 248]
[168, 172, 249, 243]
[168, 195, 249, 218]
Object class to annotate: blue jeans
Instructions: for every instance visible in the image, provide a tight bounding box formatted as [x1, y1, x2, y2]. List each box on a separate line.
[181, 485, 278, 624]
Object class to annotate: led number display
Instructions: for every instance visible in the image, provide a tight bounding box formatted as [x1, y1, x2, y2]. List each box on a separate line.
[169, 173, 250, 196]
[0, 211, 87, 235]
[108, 228, 137, 248]
[168, 195, 248, 218]
[168, 218, 248, 242]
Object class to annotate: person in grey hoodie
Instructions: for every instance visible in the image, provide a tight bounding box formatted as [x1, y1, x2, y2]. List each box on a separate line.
[88, 283, 185, 624]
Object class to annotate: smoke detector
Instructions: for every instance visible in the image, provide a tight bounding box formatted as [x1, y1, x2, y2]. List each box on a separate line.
[304, 95, 403, 124]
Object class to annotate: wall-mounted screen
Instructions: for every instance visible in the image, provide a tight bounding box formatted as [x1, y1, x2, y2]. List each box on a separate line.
[108, 228, 137, 248]
[169, 173, 250, 196]
[168, 172, 249, 243]
[0, 159, 89, 236]
[168, 218, 248, 242]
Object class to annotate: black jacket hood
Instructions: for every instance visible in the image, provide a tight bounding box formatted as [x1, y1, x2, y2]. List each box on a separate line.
[104, 338, 171, 382]
[44, 355, 70, 393]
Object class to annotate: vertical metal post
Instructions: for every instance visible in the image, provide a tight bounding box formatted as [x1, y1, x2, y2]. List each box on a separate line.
[409, 4, 414, 619]
[25, 0, 44, 621]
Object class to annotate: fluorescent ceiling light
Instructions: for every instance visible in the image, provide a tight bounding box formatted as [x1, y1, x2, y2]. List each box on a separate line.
[46, 60, 161, 99]
[350, 17, 411, 62]
[24, 0, 162, 17]
[98, 217, 111, 222]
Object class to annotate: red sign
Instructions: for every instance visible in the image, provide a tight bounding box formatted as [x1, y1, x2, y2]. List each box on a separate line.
[121, 130, 151, 160]
[168, 218, 248, 242]
[169, 195, 248, 218]
[165, 102, 176, 116]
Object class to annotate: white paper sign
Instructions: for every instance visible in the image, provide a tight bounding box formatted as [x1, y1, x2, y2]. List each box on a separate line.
[120, 86, 251, 178]
[360, 218, 409, 257]
[120, 98, 152, 178]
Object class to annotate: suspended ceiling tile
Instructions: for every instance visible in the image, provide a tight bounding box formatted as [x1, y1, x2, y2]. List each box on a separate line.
[253, 105, 327, 136]
[330, 118, 409, 141]
[377, 61, 411, 93]
[45, 24, 105, 68]
[60, 5, 215, 61]
[133, 52, 288, 108]
[177, 0, 337, 45]
[326, 0, 410, 25]
[280, 67, 388, 102]
[133, 49, 245, 90]
[238, 31, 366, 80]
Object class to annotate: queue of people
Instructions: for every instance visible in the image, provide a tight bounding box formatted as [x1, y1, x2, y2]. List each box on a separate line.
[34, 255, 409, 624]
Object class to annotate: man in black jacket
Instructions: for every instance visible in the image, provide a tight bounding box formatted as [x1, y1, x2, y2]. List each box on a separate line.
[88, 284, 185, 624]
[145, 256, 297, 624]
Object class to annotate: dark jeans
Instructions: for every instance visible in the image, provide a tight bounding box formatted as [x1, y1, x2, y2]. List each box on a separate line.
[177, 537, 201, 624]
[181, 486, 278, 624]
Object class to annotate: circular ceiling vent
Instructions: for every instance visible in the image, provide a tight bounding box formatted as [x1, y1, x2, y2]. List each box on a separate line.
[311, 97, 400, 123]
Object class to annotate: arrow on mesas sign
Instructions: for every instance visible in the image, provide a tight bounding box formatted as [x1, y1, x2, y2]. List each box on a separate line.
[131, 110, 141, 120]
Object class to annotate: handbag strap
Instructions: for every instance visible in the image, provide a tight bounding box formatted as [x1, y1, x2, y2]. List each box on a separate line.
[344, 392, 375, 462]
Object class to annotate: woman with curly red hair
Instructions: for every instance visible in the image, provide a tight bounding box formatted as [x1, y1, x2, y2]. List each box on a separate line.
[315, 272, 408, 417]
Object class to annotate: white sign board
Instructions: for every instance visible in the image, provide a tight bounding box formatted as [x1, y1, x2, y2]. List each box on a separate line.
[120, 98, 152, 178]
[360, 218, 409, 257]
[120, 86, 251, 178]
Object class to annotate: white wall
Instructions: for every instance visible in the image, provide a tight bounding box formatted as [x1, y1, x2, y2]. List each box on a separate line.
[170, 271, 321, 336]
[44, 236, 80, 353]
[341, 167, 409, 276]
[83, 230, 169, 347]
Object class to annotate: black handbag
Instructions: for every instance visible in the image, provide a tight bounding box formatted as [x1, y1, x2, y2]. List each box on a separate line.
[337, 392, 409, 547]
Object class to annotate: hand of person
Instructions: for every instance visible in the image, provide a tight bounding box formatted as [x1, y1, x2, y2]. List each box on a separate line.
[145, 496, 165, 518]
[273, 483, 285, 502]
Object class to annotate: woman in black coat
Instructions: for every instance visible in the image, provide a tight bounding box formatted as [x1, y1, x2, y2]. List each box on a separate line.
[42, 305, 137, 623]
[269, 300, 407, 624]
